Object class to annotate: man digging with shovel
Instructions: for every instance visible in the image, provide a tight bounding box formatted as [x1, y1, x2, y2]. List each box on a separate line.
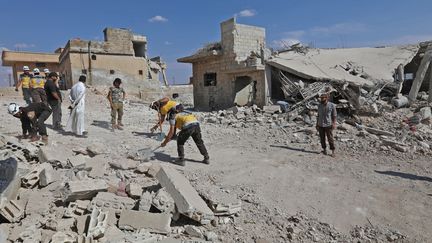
[160, 104, 210, 166]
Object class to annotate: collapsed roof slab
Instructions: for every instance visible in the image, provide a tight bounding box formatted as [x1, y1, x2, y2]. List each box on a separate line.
[267, 45, 420, 87]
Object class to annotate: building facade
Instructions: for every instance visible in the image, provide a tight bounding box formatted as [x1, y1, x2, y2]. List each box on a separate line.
[178, 18, 270, 111]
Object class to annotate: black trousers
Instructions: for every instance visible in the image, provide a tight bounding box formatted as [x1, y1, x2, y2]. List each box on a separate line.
[177, 124, 208, 159]
[36, 110, 52, 136]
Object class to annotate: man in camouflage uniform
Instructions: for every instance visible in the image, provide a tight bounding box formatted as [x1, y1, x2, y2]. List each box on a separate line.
[107, 78, 126, 130]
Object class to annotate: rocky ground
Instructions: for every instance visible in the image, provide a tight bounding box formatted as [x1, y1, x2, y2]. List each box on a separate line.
[0, 87, 431, 242]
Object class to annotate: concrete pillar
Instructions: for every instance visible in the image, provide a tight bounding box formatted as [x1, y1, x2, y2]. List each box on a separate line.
[408, 49, 432, 103]
[265, 65, 272, 105]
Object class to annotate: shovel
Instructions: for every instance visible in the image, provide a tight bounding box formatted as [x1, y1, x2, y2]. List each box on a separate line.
[137, 145, 161, 162]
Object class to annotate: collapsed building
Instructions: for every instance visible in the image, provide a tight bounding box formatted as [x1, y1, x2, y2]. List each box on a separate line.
[179, 18, 432, 112]
[2, 28, 167, 94]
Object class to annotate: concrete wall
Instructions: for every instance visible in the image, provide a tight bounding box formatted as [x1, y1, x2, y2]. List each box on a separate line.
[187, 18, 267, 111]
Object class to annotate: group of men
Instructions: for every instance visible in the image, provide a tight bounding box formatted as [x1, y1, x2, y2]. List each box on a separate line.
[8, 66, 87, 143]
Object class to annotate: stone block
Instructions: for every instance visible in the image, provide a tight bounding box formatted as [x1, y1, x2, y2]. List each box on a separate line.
[39, 162, 56, 187]
[87, 207, 109, 239]
[156, 165, 214, 224]
[126, 183, 142, 199]
[51, 232, 77, 243]
[38, 146, 73, 168]
[185, 225, 203, 238]
[62, 179, 108, 202]
[139, 191, 154, 211]
[21, 165, 45, 188]
[65, 200, 90, 217]
[118, 210, 171, 234]
[0, 199, 24, 223]
[263, 105, 281, 114]
[152, 188, 175, 213]
[89, 192, 135, 215]
[67, 154, 89, 169]
[147, 164, 161, 177]
[76, 215, 90, 235]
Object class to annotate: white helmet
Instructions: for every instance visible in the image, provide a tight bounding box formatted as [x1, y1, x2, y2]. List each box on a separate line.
[8, 103, 20, 115]
[23, 66, 30, 71]
[33, 68, 40, 73]
[43, 68, 50, 73]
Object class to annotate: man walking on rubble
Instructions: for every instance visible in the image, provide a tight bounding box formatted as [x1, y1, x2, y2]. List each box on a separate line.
[66, 75, 87, 137]
[316, 93, 337, 157]
[160, 104, 209, 166]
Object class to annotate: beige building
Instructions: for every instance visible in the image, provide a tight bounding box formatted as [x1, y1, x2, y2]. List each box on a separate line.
[178, 18, 269, 111]
[2, 28, 165, 94]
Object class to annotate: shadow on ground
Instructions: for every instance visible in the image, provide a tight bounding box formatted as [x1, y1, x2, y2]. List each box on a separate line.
[91, 120, 111, 130]
[270, 144, 320, 154]
[375, 170, 432, 183]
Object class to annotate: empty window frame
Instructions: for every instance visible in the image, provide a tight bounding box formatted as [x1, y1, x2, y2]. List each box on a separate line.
[204, 72, 217, 86]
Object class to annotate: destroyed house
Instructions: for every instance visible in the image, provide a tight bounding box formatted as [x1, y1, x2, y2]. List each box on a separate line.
[178, 18, 269, 111]
[2, 28, 166, 94]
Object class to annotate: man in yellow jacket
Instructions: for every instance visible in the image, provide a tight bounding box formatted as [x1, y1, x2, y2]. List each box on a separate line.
[29, 68, 48, 104]
[15, 66, 33, 104]
[160, 104, 209, 166]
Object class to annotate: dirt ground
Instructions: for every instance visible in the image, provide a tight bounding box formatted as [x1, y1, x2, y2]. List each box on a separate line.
[1, 87, 431, 242]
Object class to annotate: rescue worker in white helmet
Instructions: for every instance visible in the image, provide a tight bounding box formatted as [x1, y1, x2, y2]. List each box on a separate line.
[29, 68, 48, 104]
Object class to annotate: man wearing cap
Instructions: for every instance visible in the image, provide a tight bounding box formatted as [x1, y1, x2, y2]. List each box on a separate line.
[316, 93, 337, 157]
[30, 68, 48, 104]
[43, 68, 50, 80]
[160, 104, 209, 166]
[15, 66, 33, 104]
[7, 102, 52, 143]
[44, 72, 63, 130]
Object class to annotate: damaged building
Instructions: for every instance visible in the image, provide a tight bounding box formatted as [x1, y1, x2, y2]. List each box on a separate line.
[2, 28, 167, 94]
[179, 18, 432, 111]
[178, 18, 269, 111]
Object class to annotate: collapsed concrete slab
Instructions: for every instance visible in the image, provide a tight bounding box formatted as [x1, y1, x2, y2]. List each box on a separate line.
[156, 165, 214, 224]
[62, 179, 108, 202]
[118, 210, 171, 234]
[39, 146, 74, 168]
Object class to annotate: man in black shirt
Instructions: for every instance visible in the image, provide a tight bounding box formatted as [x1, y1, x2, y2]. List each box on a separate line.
[44, 72, 62, 130]
[8, 102, 52, 143]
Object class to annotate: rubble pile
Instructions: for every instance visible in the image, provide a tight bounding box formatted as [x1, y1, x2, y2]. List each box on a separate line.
[0, 133, 246, 243]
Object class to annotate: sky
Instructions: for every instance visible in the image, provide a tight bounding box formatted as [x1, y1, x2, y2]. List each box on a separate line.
[1, 0, 432, 87]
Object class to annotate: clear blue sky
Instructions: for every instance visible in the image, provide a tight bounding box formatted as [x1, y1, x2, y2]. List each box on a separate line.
[1, 0, 432, 86]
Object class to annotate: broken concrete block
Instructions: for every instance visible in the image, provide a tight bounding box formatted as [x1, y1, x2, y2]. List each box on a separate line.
[87, 156, 108, 179]
[67, 154, 89, 169]
[118, 210, 171, 234]
[86, 142, 106, 157]
[88, 207, 109, 239]
[419, 106, 431, 123]
[62, 179, 108, 202]
[39, 162, 55, 187]
[263, 105, 281, 114]
[21, 165, 45, 188]
[136, 162, 152, 174]
[156, 165, 214, 224]
[196, 186, 242, 216]
[38, 146, 73, 168]
[55, 217, 76, 232]
[147, 164, 161, 177]
[51, 232, 77, 243]
[109, 160, 138, 170]
[0, 200, 24, 223]
[152, 188, 175, 213]
[0, 224, 9, 243]
[205, 231, 218, 241]
[126, 183, 142, 199]
[24, 190, 53, 216]
[77, 235, 98, 243]
[19, 226, 42, 243]
[139, 191, 155, 211]
[76, 215, 90, 235]
[65, 200, 90, 217]
[89, 192, 135, 215]
[185, 225, 203, 238]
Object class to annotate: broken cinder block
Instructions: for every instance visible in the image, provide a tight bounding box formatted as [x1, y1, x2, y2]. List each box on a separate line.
[87, 207, 109, 239]
[0, 199, 24, 223]
[126, 183, 142, 199]
[156, 165, 214, 224]
[89, 192, 135, 215]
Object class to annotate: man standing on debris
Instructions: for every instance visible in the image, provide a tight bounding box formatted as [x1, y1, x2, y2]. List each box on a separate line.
[7, 102, 52, 143]
[29, 68, 48, 104]
[44, 72, 63, 130]
[15, 66, 33, 105]
[107, 78, 126, 130]
[150, 97, 178, 133]
[160, 104, 209, 166]
[316, 93, 337, 157]
[66, 75, 87, 137]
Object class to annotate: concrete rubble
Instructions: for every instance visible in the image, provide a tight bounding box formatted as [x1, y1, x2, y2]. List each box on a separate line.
[0, 133, 242, 242]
